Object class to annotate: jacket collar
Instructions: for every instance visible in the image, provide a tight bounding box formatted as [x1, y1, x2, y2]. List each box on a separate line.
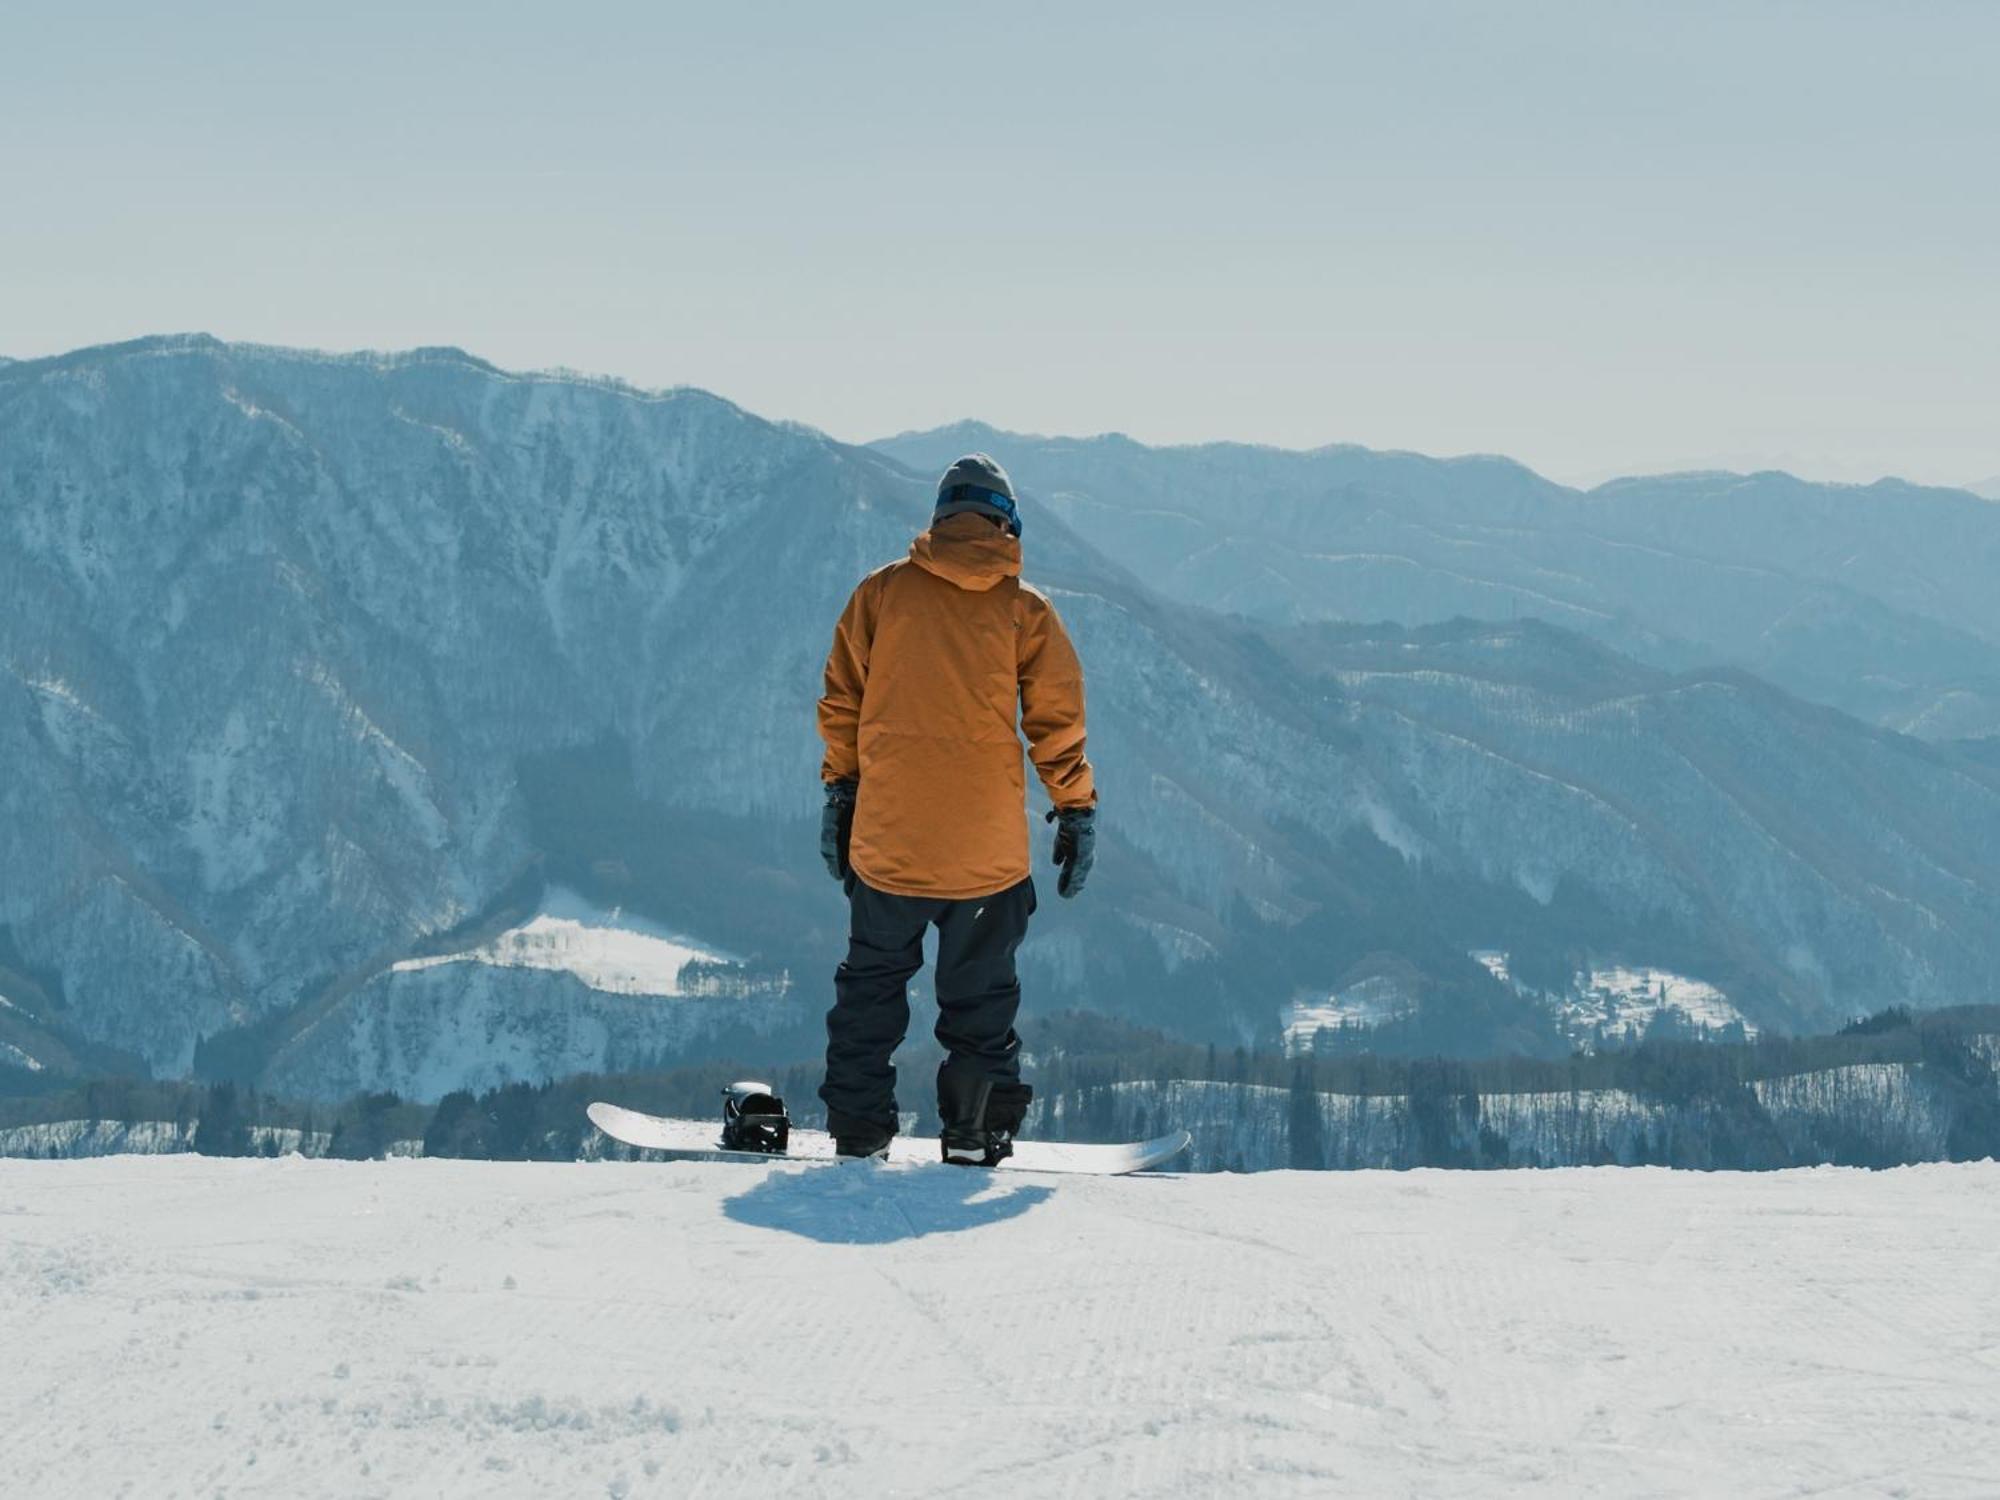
[908, 512, 1022, 593]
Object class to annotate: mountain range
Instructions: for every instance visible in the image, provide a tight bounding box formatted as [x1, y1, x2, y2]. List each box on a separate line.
[875, 423, 2000, 741]
[4, 335, 1999, 1100]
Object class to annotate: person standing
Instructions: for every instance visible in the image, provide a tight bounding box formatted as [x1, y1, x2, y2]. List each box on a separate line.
[816, 454, 1097, 1164]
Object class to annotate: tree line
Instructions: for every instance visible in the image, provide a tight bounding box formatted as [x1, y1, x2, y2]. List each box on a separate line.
[4, 1004, 1997, 1170]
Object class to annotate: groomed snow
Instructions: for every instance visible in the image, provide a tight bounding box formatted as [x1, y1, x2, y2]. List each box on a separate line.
[4, 1157, 1997, 1497]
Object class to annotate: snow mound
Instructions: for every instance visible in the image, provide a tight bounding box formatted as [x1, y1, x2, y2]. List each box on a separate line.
[5, 1156, 1996, 1497]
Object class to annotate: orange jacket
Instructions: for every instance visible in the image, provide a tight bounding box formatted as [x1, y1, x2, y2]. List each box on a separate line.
[818, 513, 1096, 899]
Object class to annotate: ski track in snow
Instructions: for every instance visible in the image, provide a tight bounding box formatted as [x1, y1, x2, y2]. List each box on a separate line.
[3, 1158, 1998, 1498]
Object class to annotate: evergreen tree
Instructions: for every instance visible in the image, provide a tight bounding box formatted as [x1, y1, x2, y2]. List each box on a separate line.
[192, 1082, 250, 1157]
[331, 1092, 405, 1160]
[1287, 1064, 1326, 1170]
[423, 1090, 491, 1158]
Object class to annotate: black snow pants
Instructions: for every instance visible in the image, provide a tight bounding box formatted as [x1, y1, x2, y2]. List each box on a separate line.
[820, 874, 1036, 1143]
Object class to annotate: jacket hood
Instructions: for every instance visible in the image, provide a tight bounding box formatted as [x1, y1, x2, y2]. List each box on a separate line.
[908, 512, 1022, 593]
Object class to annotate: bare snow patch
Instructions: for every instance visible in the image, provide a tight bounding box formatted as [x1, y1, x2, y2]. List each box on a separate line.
[392, 887, 730, 998]
[1122, 915, 1218, 973]
[1566, 964, 1755, 1043]
[1355, 792, 1424, 861]
[1471, 949, 1754, 1048]
[220, 385, 306, 441]
[1283, 970, 1418, 1053]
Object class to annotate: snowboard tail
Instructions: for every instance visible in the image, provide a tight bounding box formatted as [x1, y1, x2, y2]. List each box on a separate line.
[587, 1101, 1190, 1176]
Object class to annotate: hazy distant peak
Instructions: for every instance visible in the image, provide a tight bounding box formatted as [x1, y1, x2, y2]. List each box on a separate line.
[1301, 442, 1555, 482]
[1587, 468, 1772, 496]
[871, 417, 1048, 452]
[892, 417, 1004, 441]
[875, 420, 1565, 491]
[1589, 467, 1998, 506]
[908, 424, 1976, 501]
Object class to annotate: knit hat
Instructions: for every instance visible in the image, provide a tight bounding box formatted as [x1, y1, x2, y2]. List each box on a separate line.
[933, 453, 1021, 537]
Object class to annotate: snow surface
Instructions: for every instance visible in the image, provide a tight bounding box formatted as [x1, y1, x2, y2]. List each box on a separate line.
[4, 1157, 1998, 1497]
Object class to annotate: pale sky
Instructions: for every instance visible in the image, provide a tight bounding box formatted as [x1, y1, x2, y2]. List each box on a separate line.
[4, 1, 1997, 489]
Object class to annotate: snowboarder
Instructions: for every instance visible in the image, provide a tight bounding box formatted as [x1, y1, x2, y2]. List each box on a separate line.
[816, 453, 1097, 1165]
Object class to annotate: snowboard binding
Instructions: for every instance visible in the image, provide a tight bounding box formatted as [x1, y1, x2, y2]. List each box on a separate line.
[720, 1081, 790, 1155]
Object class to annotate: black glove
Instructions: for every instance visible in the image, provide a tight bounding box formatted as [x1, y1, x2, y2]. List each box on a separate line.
[821, 780, 858, 881]
[1046, 804, 1096, 899]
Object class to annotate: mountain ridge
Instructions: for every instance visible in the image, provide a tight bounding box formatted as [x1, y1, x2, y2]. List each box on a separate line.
[875, 415, 1996, 505]
[873, 421, 2000, 740]
[8, 349, 1993, 503]
[6, 337, 2000, 1100]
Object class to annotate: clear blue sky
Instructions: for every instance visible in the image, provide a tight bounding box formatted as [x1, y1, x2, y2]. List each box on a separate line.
[4, 1, 1996, 488]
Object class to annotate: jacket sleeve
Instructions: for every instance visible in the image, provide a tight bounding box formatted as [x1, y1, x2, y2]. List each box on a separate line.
[817, 575, 878, 783]
[1017, 587, 1096, 810]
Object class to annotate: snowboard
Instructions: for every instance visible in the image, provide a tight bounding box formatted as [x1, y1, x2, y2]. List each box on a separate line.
[587, 1101, 1191, 1176]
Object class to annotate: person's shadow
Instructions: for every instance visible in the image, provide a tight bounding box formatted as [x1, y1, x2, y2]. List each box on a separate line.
[723, 1161, 1053, 1244]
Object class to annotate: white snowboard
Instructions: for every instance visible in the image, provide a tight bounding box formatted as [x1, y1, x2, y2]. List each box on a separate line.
[587, 1101, 1191, 1176]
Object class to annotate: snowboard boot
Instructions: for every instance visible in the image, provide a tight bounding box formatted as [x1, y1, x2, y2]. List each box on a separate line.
[828, 1111, 894, 1162]
[937, 1076, 1033, 1168]
[940, 1123, 1013, 1167]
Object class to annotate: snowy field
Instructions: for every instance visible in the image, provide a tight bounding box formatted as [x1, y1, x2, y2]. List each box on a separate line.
[4, 1158, 1998, 1498]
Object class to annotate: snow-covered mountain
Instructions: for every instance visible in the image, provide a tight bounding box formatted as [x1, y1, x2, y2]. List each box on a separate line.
[2, 334, 889, 1088]
[7, 336, 2000, 1099]
[875, 422, 2000, 740]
